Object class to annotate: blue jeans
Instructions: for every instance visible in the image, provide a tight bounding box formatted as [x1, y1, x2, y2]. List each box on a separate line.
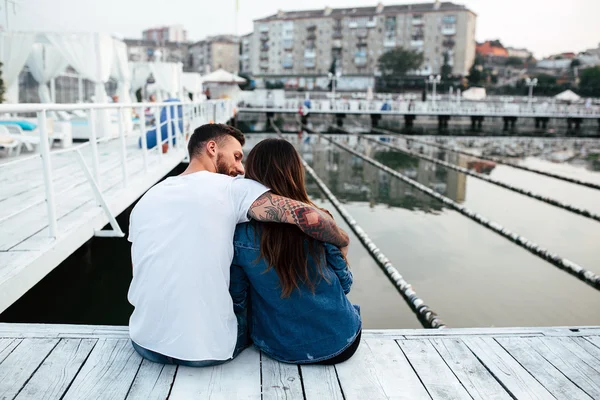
[132, 307, 249, 367]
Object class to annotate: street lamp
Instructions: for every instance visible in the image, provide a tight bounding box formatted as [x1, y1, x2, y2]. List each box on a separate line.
[526, 77, 538, 106]
[427, 74, 441, 105]
[328, 71, 342, 103]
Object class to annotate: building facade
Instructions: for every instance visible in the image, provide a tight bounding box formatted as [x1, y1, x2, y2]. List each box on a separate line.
[250, 1, 476, 81]
[142, 25, 188, 43]
[240, 33, 253, 74]
[124, 39, 189, 64]
[188, 35, 240, 74]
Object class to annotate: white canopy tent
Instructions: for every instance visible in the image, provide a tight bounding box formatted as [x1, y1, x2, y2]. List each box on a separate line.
[182, 72, 203, 101]
[130, 61, 183, 101]
[0, 32, 36, 103]
[201, 69, 245, 100]
[462, 87, 487, 101]
[26, 42, 69, 104]
[201, 68, 246, 84]
[554, 90, 581, 102]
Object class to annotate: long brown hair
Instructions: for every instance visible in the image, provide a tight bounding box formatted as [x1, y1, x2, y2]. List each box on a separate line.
[244, 138, 326, 297]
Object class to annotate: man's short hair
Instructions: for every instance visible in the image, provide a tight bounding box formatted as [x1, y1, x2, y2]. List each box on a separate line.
[187, 124, 245, 158]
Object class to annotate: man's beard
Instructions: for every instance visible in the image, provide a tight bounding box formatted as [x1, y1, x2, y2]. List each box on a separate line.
[215, 154, 231, 176]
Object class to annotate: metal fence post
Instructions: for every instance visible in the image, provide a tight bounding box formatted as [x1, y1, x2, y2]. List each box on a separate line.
[38, 109, 58, 238]
[138, 106, 148, 172]
[87, 108, 101, 189]
[166, 103, 174, 152]
[154, 105, 162, 160]
[117, 105, 128, 187]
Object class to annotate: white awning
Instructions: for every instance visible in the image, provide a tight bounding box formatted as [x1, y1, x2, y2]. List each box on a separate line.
[462, 87, 486, 100]
[554, 90, 581, 102]
[201, 68, 246, 84]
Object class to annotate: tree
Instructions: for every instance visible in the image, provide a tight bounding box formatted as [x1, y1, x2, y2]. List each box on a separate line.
[467, 64, 487, 87]
[440, 52, 453, 78]
[0, 62, 5, 103]
[505, 57, 524, 67]
[378, 47, 424, 78]
[579, 66, 600, 97]
[570, 59, 582, 69]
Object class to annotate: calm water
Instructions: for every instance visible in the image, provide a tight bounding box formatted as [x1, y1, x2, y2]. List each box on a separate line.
[2, 132, 599, 330]
[244, 132, 600, 328]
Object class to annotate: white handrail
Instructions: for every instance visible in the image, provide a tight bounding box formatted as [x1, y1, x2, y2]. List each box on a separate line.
[1, 99, 234, 241]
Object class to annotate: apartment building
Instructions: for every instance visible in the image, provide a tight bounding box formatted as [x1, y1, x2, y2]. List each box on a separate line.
[142, 25, 188, 43]
[251, 1, 476, 83]
[124, 39, 188, 64]
[240, 33, 253, 74]
[188, 35, 240, 74]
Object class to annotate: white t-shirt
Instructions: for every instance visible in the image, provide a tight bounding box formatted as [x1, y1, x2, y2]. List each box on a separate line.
[127, 171, 268, 361]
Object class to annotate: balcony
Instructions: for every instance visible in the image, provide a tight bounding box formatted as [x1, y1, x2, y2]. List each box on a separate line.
[410, 40, 424, 48]
[304, 59, 316, 68]
[356, 28, 368, 38]
[333, 30, 343, 38]
[306, 33, 316, 40]
[260, 34, 269, 42]
[259, 61, 269, 69]
[443, 38, 456, 48]
[283, 39, 293, 50]
[332, 39, 342, 48]
[282, 60, 294, 69]
[384, 39, 396, 48]
[259, 51, 269, 60]
[259, 25, 269, 33]
[354, 56, 368, 67]
[304, 49, 316, 58]
[366, 20, 376, 28]
[412, 18, 424, 26]
[348, 21, 358, 29]
[441, 25, 457, 35]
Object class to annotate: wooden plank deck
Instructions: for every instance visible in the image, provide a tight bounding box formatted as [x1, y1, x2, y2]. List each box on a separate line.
[0, 324, 599, 399]
[0, 137, 186, 314]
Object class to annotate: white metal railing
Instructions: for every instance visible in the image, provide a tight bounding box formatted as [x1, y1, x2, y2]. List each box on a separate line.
[241, 99, 600, 118]
[0, 99, 234, 240]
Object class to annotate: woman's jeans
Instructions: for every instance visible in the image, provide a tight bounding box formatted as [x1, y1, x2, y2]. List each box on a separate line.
[132, 308, 249, 367]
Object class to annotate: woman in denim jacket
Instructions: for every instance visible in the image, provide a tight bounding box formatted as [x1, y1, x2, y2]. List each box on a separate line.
[230, 138, 361, 365]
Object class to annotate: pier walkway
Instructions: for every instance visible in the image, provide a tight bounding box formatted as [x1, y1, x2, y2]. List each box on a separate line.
[0, 100, 234, 314]
[0, 323, 598, 399]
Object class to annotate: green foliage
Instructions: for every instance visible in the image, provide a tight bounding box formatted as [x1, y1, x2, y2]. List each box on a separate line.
[378, 47, 424, 78]
[441, 52, 453, 79]
[467, 64, 487, 87]
[579, 66, 600, 97]
[570, 59, 581, 68]
[505, 57, 524, 67]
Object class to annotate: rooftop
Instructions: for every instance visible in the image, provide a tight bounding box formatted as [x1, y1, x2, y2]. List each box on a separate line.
[255, 2, 473, 22]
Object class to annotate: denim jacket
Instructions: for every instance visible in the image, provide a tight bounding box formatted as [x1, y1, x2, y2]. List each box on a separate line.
[230, 222, 361, 364]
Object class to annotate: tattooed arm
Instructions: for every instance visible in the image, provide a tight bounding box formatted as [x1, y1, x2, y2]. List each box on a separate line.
[247, 192, 350, 248]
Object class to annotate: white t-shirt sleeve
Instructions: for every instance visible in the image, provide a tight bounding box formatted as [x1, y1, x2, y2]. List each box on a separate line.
[230, 177, 270, 224]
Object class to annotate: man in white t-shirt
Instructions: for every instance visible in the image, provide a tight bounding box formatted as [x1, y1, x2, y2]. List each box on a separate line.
[128, 123, 349, 367]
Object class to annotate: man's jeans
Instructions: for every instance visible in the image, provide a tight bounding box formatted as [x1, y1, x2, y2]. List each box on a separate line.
[131, 307, 249, 367]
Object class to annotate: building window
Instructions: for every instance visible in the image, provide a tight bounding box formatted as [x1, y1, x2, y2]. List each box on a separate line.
[442, 15, 457, 24]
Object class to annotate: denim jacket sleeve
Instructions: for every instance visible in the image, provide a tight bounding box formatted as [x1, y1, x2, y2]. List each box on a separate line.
[230, 255, 249, 313]
[324, 243, 353, 295]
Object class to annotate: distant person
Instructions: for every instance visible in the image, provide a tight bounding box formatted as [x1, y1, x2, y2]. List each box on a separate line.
[205, 88, 211, 100]
[230, 138, 361, 365]
[128, 124, 349, 367]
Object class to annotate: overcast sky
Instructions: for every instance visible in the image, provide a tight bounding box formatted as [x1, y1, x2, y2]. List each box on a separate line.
[5, 0, 600, 58]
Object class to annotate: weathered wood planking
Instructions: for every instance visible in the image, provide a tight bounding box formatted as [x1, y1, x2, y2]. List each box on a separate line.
[336, 338, 430, 399]
[125, 360, 177, 400]
[0, 338, 58, 399]
[463, 337, 555, 400]
[261, 355, 304, 400]
[61, 339, 142, 400]
[397, 339, 471, 399]
[169, 347, 261, 400]
[15, 339, 97, 400]
[300, 364, 344, 400]
[430, 338, 511, 400]
[495, 337, 593, 400]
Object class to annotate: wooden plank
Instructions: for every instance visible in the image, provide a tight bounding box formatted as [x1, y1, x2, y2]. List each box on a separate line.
[462, 337, 555, 400]
[0, 338, 22, 363]
[261, 355, 304, 400]
[300, 365, 343, 400]
[561, 337, 600, 370]
[397, 339, 471, 400]
[15, 339, 97, 400]
[62, 338, 142, 400]
[169, 347, 261, 400]
[125, 359, 177, 400]
[430, 338, 511, 400]
[0, 323, 129, 338]
[518, 337, 600, 399]
[585, 335, 600, 350]
[496, 337, 592, 400]
[336, 338, 430, 400]
[0, 338, 59, 399]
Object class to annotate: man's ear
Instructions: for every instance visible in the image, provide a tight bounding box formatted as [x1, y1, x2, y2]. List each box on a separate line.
[206, 140, 217, 156]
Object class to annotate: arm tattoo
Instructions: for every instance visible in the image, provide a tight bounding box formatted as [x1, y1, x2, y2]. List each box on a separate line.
[248, 192, 349, 247]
